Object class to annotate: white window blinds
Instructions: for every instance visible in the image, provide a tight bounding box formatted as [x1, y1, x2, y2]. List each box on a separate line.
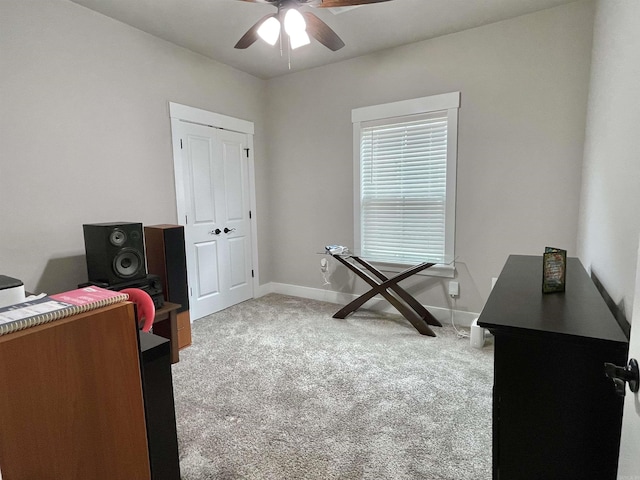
[359, 111, 450, 264]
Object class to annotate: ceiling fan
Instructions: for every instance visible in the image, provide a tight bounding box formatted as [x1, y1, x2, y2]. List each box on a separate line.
[234, 0, 393, 52]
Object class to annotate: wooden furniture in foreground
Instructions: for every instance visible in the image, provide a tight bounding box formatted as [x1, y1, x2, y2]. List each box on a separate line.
[331, 254, 441, 335]
[0, 302, 151, 480]
[478, 255, 629, 480]
[152, 301, 181, 364]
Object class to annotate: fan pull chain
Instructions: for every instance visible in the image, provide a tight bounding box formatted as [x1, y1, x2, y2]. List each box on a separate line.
[275, 16, 291, 70]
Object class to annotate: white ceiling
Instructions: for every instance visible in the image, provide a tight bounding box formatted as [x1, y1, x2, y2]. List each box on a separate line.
[69, 0, 578, 79]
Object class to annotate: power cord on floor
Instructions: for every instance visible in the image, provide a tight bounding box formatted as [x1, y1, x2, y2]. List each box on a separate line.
[450, 296, 468, 338]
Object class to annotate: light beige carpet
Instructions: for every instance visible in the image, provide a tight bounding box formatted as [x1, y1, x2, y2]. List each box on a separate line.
[171, 294, 494, 480]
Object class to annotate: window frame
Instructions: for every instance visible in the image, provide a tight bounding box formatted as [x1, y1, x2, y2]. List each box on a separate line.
[352, 92, 460, 277]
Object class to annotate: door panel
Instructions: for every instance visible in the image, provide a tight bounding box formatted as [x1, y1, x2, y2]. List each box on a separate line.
[229, 237, 248, 288]
[195, 241, 219, 298]
[223, 142, 244, 221]
[189, 136, 217, 224]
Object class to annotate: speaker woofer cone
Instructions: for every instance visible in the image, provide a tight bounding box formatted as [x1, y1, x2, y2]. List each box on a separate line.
[113, 248, 143, 278]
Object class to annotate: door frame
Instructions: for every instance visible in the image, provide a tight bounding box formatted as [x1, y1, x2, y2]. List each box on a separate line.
[168, 102, 260, 302]
[617, 235, 640, 476]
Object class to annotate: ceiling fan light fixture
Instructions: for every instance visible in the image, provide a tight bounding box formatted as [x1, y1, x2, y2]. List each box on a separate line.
[257, 16, 281, 45]
[289, 30, 310, 49]
[235, 0, 360, 52]
[284, 8, 307, 36]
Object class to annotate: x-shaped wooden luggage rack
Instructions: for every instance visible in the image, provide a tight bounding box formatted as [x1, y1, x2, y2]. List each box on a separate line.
[329, 254, 442, 336]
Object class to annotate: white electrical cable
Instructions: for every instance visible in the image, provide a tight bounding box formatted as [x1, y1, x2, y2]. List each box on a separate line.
[320, 257, 331, 286]
[450, 296, 468, 338]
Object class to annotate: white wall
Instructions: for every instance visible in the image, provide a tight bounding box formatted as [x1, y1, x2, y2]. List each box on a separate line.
[576, 3, 640, 473]
[0, 0, 603, 320]
[0, 0, 268, 294]
[265, 1, 595, 314]
[577, 0, 640, 324]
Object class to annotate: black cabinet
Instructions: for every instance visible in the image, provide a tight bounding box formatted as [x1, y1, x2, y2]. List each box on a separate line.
[139, 331, 181, 480]
[478, 255, 628, 480]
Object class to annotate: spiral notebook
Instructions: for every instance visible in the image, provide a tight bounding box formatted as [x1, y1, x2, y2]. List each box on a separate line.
[0, 286, 129, 336]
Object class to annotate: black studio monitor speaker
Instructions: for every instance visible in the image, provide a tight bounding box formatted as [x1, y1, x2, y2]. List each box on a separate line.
[83, 222, 147, 285]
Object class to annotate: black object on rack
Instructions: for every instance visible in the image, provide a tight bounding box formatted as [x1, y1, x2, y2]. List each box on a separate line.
[79, 274, 164, 309]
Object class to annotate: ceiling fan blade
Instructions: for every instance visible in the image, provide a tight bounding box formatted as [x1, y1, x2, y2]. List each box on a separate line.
[302, 12, 345, 51]
[315, 0, 393, 7]
[234, 13, 277, 49]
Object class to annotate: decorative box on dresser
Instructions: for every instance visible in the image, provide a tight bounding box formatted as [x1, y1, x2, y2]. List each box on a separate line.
[478, 255, 629, 480]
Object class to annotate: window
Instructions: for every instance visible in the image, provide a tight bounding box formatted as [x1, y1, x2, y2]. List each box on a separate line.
[352, 92, 459, 273]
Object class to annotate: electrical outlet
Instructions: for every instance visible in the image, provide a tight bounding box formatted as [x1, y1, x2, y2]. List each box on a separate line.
[448, 281, 459, 297]
[320, 258, 328, 272]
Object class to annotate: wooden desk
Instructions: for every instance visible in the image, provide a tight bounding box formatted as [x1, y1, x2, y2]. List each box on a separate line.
[152, 301, 180, 364]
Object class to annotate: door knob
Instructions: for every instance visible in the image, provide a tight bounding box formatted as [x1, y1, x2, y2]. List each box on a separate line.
[604, 358, 639, 397]
[209, 228, 221, 235]
[223, 227, 236, 234]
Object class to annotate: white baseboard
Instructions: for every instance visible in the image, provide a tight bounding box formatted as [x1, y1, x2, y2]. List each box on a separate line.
[255, 282, 479, 328]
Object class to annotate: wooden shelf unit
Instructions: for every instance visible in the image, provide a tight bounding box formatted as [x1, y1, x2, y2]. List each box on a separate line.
[0, 302, 151, 480]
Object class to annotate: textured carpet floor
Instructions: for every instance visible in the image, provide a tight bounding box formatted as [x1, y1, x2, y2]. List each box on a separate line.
[171, 294, 494, 480]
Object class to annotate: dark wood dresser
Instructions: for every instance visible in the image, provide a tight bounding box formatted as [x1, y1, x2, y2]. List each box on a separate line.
[478, 255, 628, 480]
